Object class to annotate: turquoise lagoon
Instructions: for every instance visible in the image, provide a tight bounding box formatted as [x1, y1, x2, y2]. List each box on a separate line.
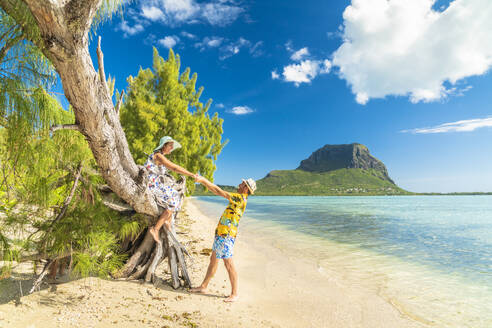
[193, 196, 492, 327]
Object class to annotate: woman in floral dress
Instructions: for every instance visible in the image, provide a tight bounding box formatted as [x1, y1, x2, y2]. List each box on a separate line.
[146, 136, 197, 243]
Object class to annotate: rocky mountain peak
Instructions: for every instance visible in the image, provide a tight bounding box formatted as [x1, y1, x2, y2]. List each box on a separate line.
[297, 143, 394, 183]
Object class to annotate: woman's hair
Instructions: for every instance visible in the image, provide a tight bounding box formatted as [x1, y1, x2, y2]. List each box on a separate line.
[156, 142, 173, 153]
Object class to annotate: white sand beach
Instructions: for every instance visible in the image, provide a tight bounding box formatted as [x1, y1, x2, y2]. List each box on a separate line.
[0, 198, 426, 328]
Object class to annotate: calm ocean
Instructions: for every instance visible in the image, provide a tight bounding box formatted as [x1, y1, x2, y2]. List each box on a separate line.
[193, 195, 492, 327]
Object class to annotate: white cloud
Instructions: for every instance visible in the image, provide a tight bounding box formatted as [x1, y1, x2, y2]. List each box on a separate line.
[326, 31, 342, 39]
[140, 0, 243, 26]
[143, 0, 198, 24]
[249, 41, 264, 57]
[273, 43, 330, 85]
[281, 59, 331, 86]
[119, 20, 144, 37]
[402, 117, 492, 134]
[207, 38, 222, 47]
[195, 36, 224, 50]
[283, 60, 318, 85]
[196, 37, 263, 60]
[332, 0, 492, 105]
[285, 40, 294, 52]
[227, 106, 255, 115]
[219, 37, 251, 60]
[180, 31, 196, 39]
[290, 47, 309, 61]
[355, 93, 369, 105]
[320, 59, 332, 73]
[158, 35, 179, 48]
[216, 103, 225, 108]
[141, 6, 165, 21]
[202, 2, 244, 26]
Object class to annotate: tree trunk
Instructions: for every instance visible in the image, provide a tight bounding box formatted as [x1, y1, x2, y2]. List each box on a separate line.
[107, 175, 191, 287]
[0, 0, 192, 288]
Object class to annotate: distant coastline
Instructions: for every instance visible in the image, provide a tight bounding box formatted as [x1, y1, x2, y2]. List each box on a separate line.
[193, 185, 492, 196]
[415, 192, 492, 196]
[196, 143, 491, 197]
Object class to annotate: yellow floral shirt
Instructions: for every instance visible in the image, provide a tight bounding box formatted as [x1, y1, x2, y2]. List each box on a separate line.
[215, 193, 248, 238]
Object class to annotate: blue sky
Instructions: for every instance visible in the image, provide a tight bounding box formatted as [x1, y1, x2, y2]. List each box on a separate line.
[83, 0, 492, 192]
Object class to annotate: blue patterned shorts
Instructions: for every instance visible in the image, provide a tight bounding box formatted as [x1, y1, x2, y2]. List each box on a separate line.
[212, 235, 236, 259]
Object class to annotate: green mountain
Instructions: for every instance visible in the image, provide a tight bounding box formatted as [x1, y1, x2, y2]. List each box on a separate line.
[255, 143, 408, 195]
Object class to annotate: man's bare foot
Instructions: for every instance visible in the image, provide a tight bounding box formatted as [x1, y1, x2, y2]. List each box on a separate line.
[149, 226, 161, 243]
[224, 295, 239, 302]
[189, 286, 208, 294]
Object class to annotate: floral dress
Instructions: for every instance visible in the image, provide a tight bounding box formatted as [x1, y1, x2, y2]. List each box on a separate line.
[144, 153, 182, 211]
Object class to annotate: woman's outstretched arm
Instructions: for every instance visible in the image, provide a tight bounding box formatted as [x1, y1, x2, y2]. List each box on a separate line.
[154, 153, 197, 178]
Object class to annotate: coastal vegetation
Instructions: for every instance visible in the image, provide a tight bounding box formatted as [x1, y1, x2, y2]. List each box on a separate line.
[194, 169, 408, 196]
[0, 2, 224, 287]
[255, 168, 408, 195]
[120, 48, 227, 195]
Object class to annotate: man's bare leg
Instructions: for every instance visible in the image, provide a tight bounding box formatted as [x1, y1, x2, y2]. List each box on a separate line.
[223, 257, 238, 302]
[149, 209, 173, 243]
[190, 251, 219, 294]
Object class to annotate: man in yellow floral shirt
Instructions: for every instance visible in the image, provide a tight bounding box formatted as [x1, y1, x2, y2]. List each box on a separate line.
[190, 176, 256, 302]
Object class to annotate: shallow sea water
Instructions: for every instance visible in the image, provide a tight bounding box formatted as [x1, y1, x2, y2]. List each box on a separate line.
[193, 195, 492, 327]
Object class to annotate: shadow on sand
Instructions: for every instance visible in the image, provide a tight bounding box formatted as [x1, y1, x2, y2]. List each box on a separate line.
[0, 262, 222, 306]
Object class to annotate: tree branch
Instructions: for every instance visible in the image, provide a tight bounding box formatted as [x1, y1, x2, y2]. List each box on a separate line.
[49, 124, 81, 133]
[49, 163, 82, 228]
[29, 259, 53, 293]
[96, 36, 108, 93]
[27, 164, 83, 242]
[115, 90, 124, 114]
[102, 200, 135, 213]
[63, 0, 101, 36]
[104, 99, 140, 179]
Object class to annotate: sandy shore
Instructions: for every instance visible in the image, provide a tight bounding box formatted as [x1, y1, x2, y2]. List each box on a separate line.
[0, 198, 426, 328]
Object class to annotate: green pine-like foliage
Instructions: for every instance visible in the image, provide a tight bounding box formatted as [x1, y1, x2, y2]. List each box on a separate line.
[120, 48, 227, 194]
[0, 7, 144, 278]
[0, 87, 142, 279]
[1, 6, 227, 280]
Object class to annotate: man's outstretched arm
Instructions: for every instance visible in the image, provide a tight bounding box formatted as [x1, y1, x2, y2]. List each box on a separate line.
[196, 176, 231, 201]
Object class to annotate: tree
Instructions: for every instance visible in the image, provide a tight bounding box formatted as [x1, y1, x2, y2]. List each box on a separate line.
[121, 48, 227, 195]
[0, 0, 214, 286]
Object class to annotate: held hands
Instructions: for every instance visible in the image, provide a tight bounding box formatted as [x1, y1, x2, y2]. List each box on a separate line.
[193, 174, 209, 185]
[191, 173, 209, 186]
[194, 175, 205, 184]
